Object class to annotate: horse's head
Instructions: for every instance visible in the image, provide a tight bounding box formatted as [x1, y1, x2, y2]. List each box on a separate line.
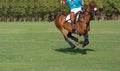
[87, 1, 101, 19]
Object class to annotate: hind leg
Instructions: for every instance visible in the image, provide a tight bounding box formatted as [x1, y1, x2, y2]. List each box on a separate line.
[60, 29, 77, 49]
[67, 32, 78, 42]
[67, 32, 80, 45]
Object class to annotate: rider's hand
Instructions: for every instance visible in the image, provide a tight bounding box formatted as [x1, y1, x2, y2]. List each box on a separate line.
[60, 0, 66, 4]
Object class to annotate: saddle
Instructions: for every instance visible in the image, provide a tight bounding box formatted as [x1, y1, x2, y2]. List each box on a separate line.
[62, 5, 87, 24]
[64, 11, 86, 24]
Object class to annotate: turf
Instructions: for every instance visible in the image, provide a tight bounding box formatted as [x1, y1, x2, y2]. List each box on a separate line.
[0, 21, 120, 71]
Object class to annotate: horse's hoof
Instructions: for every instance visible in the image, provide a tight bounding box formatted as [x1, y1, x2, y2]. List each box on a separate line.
[79, 41, 84, 44]
[75, 42, 79, 46]
[82, 41, 89, 48]
[73, 46, 78, 50]
[82, 44, 86, 48]
[71, 45, 78, 50]
[71, 44, 75, 48]
[86, 41, 89, 45]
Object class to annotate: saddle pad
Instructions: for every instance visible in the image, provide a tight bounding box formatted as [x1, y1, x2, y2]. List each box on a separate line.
[66, 14, 80, 23]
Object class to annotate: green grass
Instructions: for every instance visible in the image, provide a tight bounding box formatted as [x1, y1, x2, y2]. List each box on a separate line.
[0, 21, 120, 71]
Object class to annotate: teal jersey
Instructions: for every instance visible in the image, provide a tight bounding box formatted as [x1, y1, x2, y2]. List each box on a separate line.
[66, 0, 82, 9]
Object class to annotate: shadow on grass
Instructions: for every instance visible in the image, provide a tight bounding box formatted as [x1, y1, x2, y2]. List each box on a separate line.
[55, 48, 95, 55]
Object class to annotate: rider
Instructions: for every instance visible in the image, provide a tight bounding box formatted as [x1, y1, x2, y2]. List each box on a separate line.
[62, 0, 85, 32]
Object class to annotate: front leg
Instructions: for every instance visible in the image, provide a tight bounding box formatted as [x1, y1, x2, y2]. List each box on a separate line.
[80, 34, 89, 47]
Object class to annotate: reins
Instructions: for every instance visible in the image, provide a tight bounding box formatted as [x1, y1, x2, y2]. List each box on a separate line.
[76, 10, 90, 23]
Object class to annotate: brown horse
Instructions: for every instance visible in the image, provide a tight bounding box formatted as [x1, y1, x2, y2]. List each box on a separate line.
[54, 1, 101, 49]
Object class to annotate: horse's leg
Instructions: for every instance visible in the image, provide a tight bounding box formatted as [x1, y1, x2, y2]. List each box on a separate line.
[67, 32, 80, 45]
[60, 29, 77, 49]
[81, 34, 89, 47]
[67, 32, 78, 42]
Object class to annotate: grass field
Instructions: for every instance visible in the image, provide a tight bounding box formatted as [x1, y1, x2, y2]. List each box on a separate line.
[0, 21, 120, 71]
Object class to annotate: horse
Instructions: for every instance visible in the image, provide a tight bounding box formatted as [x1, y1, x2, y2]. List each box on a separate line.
[54, 1, 101, 49]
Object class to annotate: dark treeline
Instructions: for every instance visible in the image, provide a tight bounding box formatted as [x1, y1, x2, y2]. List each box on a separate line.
[0, 0, 120, 22]
[0, 0, 68, 22]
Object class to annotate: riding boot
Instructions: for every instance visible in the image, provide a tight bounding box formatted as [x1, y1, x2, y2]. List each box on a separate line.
[71, 21, 76, 32]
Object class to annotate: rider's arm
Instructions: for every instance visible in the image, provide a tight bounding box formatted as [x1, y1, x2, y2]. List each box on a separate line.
[61, 0, 66, 4]
[82, 0, 85, 5]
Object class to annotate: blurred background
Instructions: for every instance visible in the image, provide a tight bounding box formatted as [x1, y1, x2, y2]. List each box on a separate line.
[0, 0, 120, 22]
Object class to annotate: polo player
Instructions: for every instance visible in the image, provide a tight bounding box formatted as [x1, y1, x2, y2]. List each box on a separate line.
[62, 0, 85, 32]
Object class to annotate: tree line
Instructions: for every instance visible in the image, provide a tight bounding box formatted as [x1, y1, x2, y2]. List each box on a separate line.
[103, 0, 120, 20]
[0, 0, 67, 22]
[0, 0, 120, 22]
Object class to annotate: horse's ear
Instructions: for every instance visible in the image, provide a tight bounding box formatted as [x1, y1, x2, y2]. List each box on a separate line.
[91, 0, 95, 2]
[91, 1, 95, 3]
[88, 0, 95, 4]
[89, 1, 97, 6]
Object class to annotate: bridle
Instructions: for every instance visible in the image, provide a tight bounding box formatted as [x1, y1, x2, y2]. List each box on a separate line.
[76, 3, 100, 23]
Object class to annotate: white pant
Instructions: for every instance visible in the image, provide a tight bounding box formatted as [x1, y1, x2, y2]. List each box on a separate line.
[71, 7, 82, 14]
[66, 7, 82, 23]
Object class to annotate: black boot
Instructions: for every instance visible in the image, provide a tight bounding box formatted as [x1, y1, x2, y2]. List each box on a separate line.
[71, 22, 76, 32]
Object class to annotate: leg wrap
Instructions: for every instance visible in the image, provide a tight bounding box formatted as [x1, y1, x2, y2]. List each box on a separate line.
[67, 32, 78, 42]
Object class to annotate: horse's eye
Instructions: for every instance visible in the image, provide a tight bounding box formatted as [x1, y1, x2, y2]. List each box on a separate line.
[94, 7, 97, 11]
